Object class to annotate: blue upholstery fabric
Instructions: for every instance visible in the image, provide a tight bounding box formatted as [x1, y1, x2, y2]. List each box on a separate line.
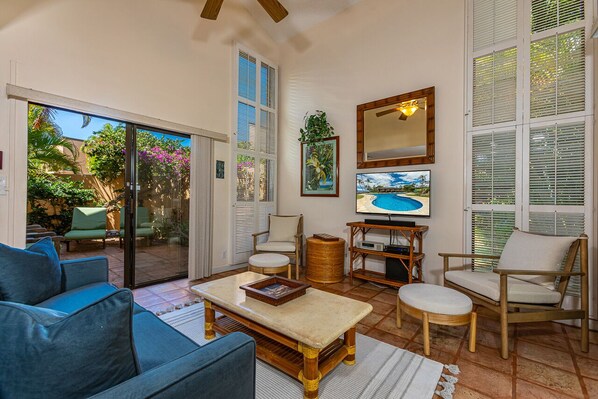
[37, 282, 147, 315]
[90, 332, 256, 399]
[0, 289, 139, 399]
[60, 256, 109, 291]
[132, 311, 199, 372]
[0, 237, 61, 304]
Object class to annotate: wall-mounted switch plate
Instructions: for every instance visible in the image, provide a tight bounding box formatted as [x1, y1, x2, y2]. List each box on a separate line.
[0, 175, 6, 195]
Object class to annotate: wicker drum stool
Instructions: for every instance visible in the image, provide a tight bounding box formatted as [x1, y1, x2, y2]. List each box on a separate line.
[397, 284, 477, 356]
[248, 253, 291, 279]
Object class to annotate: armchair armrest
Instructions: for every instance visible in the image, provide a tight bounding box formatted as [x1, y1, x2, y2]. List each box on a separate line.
[60, 256, 109, 292]
[251, 231, 269, 238]
[492, 268, 585, 277]
[90, 332, 256, 399]
[439, 252, 500, 272]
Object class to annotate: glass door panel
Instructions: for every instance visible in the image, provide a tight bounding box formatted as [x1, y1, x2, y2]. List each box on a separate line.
[132, 127, 190, 287]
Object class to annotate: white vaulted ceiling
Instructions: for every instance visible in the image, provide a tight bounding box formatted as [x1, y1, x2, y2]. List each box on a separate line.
[237, 0, 362, 42]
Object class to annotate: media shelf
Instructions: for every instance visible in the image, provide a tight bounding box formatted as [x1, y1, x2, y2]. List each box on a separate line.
[346, 221, 429, 288]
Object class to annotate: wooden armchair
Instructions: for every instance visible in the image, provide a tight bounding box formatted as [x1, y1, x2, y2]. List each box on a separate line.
[252, 214, 303, 279]
[439, 229, 588, 359]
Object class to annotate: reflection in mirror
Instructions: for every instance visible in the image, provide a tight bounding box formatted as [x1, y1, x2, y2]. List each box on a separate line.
[357, 87, 435, 168]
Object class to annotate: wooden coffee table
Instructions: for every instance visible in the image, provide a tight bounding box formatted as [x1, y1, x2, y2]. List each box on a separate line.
[192, 272, 372, 399]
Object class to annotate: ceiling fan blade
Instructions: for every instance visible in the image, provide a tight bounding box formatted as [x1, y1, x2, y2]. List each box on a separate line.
[399, 113, 408, 121]
[257, 0, 289, 22]
[376, 108, 399, 117]
[201, 0, 224, 20]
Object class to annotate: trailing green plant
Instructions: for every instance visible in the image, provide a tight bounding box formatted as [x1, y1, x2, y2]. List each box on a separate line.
[27, 173, 97, 235]
[298, 110, 335, 144]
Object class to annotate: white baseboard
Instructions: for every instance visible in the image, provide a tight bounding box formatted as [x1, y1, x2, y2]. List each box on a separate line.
[212, 263, 247, 275]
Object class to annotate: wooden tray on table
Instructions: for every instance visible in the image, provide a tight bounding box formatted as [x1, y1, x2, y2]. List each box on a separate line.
[240, 276, 310, 306]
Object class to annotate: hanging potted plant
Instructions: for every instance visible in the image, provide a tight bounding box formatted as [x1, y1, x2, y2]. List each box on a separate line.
[299, 110, 339, 197]
[298, 110, 335, 144]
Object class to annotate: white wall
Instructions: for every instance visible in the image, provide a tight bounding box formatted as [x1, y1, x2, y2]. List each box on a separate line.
[0, 0, 279, 269]
[277, 0, 466, 283]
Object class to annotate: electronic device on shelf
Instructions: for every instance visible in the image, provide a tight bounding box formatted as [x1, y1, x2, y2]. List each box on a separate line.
[384, 245, 411, 255]
[385, 258, 409, 282]
[364, 219, 416, 227]
[355, 240, 385, 251]
[356, 170, 431, 217]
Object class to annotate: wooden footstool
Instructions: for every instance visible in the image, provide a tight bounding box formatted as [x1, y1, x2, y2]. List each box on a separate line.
[248, 253, 291, 279]
[397, 283, 477, 356]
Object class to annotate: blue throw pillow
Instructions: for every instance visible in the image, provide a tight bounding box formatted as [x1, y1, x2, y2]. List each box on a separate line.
[0, 289, 140, 399]
[0, 237, 61, 304]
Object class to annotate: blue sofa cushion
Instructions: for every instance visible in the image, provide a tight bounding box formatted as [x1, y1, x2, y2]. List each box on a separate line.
[132, 310, 199, 372]
[0, 289, 140, 399]
[0, 237, 61, 304]
[36, 281, 146, 315]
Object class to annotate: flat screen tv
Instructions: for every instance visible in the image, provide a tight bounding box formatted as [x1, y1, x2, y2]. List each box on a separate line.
[356, 170, 430, 217]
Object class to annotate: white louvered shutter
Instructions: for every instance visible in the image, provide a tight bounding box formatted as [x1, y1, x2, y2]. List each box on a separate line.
[467, 0, 592, 302]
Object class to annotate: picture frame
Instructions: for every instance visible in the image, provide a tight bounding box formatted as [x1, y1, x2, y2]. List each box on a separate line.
[300, 136, 339, 197]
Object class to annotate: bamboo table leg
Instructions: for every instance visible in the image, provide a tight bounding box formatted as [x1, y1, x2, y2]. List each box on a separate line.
[204, 300, 215, 340]
[396, 295, 402, 328]
[469, 311, 477, 353]
[343, 327, 356, 365]
[301, 345, 320, 399]
[422, 311, 430, 356]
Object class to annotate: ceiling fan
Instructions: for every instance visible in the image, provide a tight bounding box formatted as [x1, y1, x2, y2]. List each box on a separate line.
[201, 0, 289, 23]
[376, 100, 424, 121]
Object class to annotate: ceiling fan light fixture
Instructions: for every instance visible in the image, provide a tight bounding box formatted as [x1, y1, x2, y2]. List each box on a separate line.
[398, 101, 419, 117]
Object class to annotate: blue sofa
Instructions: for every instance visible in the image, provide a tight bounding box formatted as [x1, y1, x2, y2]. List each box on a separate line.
[1, 254, 256, 399]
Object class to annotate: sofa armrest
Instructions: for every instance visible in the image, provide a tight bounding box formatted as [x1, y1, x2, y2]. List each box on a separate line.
[60, 256, 109, 292]
[89, 332, 256, 399]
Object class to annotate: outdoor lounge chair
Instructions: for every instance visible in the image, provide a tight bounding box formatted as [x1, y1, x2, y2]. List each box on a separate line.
[63, 207, 107, 251]
[439, 228, 589, 359]
[119, 207, 154, 247]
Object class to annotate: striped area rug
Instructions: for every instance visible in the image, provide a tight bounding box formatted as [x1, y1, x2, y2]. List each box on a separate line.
[161, 305, 444, 399]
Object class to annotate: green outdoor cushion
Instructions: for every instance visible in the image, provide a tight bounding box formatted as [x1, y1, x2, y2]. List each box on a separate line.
[64, 229, 106, 240]
[71, 207, 106, 230]
[119, 207, 151, 228]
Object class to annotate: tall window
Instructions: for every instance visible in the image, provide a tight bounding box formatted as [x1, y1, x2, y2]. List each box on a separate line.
[466, 0, 593, 295]
[232, 45, 278, 264]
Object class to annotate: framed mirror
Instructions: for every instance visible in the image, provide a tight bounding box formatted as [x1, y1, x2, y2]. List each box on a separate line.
[357, 87, 435, 168]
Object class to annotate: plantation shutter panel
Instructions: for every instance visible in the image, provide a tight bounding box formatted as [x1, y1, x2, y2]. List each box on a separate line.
[473, 0, 517, 51]
[529, 123, 585, 206]
[472, 49, 518, 126]
[471, 211, 516, 270]
[471, 131, 516, 204]
[530, 29, 585, 118]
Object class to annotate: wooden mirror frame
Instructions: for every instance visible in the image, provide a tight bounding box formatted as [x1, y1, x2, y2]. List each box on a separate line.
[357, 86, 435, 169]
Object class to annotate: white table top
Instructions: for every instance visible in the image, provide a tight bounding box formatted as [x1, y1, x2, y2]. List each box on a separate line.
[191, 272, 373, 349]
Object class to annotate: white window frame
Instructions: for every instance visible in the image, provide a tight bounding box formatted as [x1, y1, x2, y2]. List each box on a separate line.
[464, 0, 594, 315]
[231, 43, 278, 265]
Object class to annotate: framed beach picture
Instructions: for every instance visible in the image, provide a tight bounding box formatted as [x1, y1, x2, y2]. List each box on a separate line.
[301, 136, 339, 197]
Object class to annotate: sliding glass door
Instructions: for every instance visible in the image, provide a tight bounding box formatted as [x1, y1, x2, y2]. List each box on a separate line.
[124, 126, 190, 287]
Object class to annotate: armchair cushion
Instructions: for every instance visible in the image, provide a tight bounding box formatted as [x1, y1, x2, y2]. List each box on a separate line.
[0, 289, 139, 399]
[70, 207, 107, 230]
[498, 230, 576, 289]
[445, 270, 562, 304]
[268, 216, 300, 242]
[0, 237, 61, 304]
[256, 241, 296, 252]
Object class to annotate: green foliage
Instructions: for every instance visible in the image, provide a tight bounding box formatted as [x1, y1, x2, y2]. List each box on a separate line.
[298, 110, 335, 144]
[81, 124, 127, 182]
[27, 173, 97, 235]
[28, 105, 79, 173]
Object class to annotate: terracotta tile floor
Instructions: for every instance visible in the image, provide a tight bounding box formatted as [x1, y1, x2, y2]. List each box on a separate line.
[134, 268, 598, 399]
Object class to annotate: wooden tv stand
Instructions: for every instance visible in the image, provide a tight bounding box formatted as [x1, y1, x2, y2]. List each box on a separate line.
[346, 221, 428, 288]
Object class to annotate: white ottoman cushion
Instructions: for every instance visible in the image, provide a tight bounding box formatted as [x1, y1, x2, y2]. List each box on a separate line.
[399, 283, 472, 315]
[249, 253, 290, 268]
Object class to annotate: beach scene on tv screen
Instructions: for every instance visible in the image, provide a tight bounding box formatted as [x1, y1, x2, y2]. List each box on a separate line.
[356, 171, 430, 216]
